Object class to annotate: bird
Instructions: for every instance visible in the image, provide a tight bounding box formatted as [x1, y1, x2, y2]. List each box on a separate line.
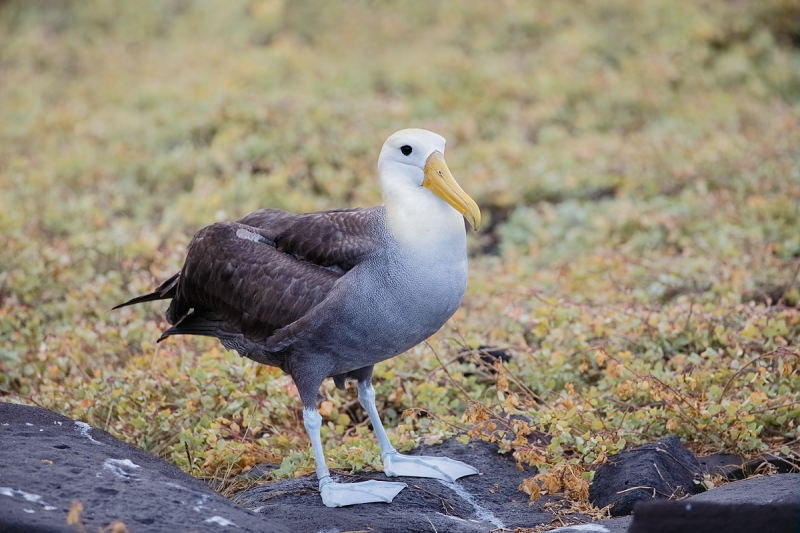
[115, 128, 482, 507]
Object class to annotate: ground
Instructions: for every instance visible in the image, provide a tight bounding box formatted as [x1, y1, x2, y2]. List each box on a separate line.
[1, 0, 800, 517]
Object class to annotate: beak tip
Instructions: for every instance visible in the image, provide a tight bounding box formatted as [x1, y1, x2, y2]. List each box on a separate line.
[470, 209, 482, 231]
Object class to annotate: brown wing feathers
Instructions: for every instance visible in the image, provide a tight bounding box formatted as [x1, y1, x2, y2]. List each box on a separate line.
[116, 208, 381, 348]
[272, 208, 380, 270]
[166, 221, 341, 342]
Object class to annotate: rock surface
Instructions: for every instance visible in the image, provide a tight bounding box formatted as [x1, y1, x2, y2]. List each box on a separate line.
[628, 474, 800, 533]
[682, 473, 800, 505]
[552, 474, 800, 533]
[698, 452, 799, 480]
[0, 403, 290, 533]
[3, 402, 799, 533]
[234, 438, 566, 532]
[589, 436, 704, 516]
[628, 501, 798, 533]
[0, 403, 579, 532]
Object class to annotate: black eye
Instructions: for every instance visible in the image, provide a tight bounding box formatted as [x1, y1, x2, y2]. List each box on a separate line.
[400, 145, 412, 156]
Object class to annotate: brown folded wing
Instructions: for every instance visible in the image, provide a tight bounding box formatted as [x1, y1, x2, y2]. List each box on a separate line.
[239, 207, 381, 271]
[160, 207, 382, 344]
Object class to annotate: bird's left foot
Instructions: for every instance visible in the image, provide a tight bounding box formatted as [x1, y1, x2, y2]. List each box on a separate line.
[382, 450, 479, 482]
[319, 476, 407, 507]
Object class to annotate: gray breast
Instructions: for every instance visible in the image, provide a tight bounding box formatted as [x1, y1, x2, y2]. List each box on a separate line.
[296, 239, 468, 376]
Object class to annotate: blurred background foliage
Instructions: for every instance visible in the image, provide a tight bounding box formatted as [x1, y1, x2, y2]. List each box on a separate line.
[2, 0, 800, 501]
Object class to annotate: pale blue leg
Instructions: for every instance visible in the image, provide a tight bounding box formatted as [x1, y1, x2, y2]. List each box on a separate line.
[303, 407, 406, 507]
[357, 381, 479, 482]
[303, 408, 331, 481]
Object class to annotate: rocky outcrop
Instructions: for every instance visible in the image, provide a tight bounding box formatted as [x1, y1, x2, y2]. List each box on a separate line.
[3, 402, 799, 533]
[234, 438, 558, 532]
[628, 474, 800, 533]
[589, 436, 705, 516]
[0, 403, 290, 533]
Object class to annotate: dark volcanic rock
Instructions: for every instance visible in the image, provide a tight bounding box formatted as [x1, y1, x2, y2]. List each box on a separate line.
[589, 436, 704, 516]
[6, 402, 800, 533]
[629, 502, 799, 533]
[0, 402, 290, 533]
[235, 439, 564, 532]
[698, 452, 799, 481]
[740, 454, 800, 477]
[686, 473, 800, 505]
[407, 438, 558, 529]
[697, 453, 744, 479]
[237, 475, 487, 533]
[628, 474, 800, 533]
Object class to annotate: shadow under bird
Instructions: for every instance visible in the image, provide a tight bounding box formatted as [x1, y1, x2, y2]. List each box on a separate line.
[115, 128, 482, 507]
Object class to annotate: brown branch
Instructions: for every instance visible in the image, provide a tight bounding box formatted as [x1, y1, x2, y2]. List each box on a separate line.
[720, 348, 780, 399]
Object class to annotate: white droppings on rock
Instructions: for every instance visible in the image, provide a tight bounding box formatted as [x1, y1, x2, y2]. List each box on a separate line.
[1, 487, 57, 510]
[74, 421, 102, 444]
[53, 421, 62, 426]
[25, 423, 33, 426]
[437, 480, 505, 529]
[437, 512, 472, 523]
[21, 491, 44, 503]
[193, 494, 210, 512]
[1, 423, 8, 426]
[23, 508, 35, 514]
[101, 458, 141, 480]
[204, 516, 237, 527]
[549, 524, 610, 532]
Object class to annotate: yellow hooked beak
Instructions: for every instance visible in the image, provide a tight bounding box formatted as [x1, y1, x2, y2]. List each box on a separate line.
[422, 151, 481, 230]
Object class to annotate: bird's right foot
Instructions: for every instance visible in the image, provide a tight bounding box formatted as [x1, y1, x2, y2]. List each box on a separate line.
[318, 475, 406, 507]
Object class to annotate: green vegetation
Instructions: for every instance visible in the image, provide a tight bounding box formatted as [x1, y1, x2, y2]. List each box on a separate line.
[2, 0, 800, 507]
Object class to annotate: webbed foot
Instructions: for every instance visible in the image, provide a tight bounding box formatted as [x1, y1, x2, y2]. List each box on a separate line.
[382, 450, 479, 482]
[319, 475, 407, 508]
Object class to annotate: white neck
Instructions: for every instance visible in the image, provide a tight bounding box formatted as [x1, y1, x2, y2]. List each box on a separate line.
[380, 170, 467, 256]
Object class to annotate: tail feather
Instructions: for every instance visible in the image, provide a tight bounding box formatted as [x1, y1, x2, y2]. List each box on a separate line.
[113, 272, 180, 310]
[157, 311, 230, 342]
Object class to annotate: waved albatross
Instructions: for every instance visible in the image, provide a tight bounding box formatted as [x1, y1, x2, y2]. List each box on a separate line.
[115, 128, 482, 507]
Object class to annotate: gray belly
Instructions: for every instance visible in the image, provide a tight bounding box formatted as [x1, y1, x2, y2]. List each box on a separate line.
[300, 251, 468, 376]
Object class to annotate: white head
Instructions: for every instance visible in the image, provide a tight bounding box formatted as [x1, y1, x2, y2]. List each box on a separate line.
[377, 128, 480, 232]
[378, 128, 447, 183]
